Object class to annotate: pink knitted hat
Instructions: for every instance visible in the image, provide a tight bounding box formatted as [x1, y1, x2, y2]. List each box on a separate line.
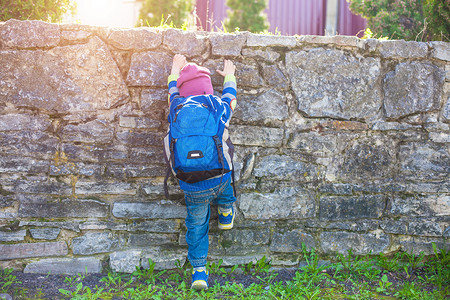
[177, 63, 213, 97]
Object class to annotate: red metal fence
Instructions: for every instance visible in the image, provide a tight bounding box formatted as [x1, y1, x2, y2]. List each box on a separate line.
[195, 0, 366, 36]
[337, 0, 367, 37]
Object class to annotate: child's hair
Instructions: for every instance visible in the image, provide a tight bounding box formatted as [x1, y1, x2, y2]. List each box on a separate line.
[177, 63, 213, 97]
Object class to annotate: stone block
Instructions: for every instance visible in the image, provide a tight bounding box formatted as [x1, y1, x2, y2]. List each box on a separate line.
[0, 19, 60, 48]
[210, 33, 246, 56]
[24, 257, 102, 275]
[429, 132, 450, 143]
[444, 226, 450, 238]
[253, 155, 319, 181]
[128, 233, 177, 247]
[142, 182, 183, 198]
[320, 230, 389, 255]
[408, 220, 443, 237]
[356, 38, 374, 51]
[130, 147, 165, 164]
[0, 131, 58, 160]
[318, 183, 353, 195]
[286, 132, 338, 155]
[0, 114, 51, 131]
[61, 143, 128, 163]
[239, 187, 315, 220]
[229, 125, 284, 147]
[319, 195, 385, 221]
[441, 94, 450, 123]
[72, 232, 126, 255]
[116, 130, 164, 146]
[309, 220, 380, 232]
[378, 40, 428, 58]
[247, 33, 296, 47]
[262, 64, 289, 90]
[222, 228, 270, 249]
[126, 51, 172, 87]
[163, 29, 208, 57]
[0, 241, 68, 260]
[371, 121, 421, 131]
[329, 136, 397, 181]
[61, 30, 91, 42]
[0, 230, 26, 242]
[75, 181, 136, 195]
[19, 221, 81, 233]
[430, 41, 450, 61]
[241, 48, 280, 62]
[79, 221, 127, 231]
[270, 229, 315, 253]
[286, 48, 381, 121]
[112, 201, 187, 219]
[13, 179, 72, 195]
[399, 142, 449, 180]
[297, 35, 358, 47]
[19, 200, 109, 218]
[233, 90, 289, 125]
[0, 201, 16, 219]
[105, 164, 165, 179]
[238, 152, 255, 182]
[128, 220, 180, 233]
[384, 62, 445, 119]
[0, 194, 14, 207]
[0, 37, 129, 113]
[380, 219, 408, 235]
[140, 89, 167, 116]
[234, 60, 264, 87]
[390, 194, 450, 217]
[61, 120, 114, 143]
[141, 247, 187, 270]
[110, 250, 142, 273]
[211, 254, 266, 267]
[270, 254, 301, 267]
[0, 156, 49, 174]
[59, 24, 111, 41]
[405, 181, 450, 193]
[399, 237, 449, 255]
[332, 35, 359, 47]
[119, 116, 161, 129]
[108, 28, 162, 50]
[29, 228, 61, 240]
[202, 59, 229, 86]
[50, 161, 103, 177]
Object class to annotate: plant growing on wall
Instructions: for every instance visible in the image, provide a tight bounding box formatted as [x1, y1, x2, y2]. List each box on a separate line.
[0, 0, 76, 23]
[135, 0, 194, 28]
[224, 0, 269, 33]
[347, 0, 449, 41]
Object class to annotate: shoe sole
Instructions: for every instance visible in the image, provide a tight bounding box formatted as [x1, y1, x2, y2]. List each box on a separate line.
[191, 280, 208, 290]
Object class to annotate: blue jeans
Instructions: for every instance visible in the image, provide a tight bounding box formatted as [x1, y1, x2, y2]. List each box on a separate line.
[183, 179, 236, 267]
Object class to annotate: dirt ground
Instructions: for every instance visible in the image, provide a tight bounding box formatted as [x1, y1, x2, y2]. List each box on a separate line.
[7, 268, 298, 299]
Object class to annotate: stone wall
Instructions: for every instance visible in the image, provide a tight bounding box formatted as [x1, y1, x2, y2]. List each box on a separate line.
[0, 19, 449, 274]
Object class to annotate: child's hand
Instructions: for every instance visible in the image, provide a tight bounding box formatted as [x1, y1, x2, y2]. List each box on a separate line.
[171, 54, 187, 75]
[216, 59, 236, 77]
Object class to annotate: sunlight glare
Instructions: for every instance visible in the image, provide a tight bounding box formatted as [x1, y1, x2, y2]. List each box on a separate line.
[75, 0, 140, 27]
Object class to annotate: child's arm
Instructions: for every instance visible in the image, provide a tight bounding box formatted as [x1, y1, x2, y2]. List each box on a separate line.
[216, 60, 237, 112]
[168, 54, 187, 104]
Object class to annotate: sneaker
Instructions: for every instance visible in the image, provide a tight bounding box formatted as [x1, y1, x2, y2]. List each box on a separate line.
[218, 206, 235, 230]
[191, 267, 208, 290]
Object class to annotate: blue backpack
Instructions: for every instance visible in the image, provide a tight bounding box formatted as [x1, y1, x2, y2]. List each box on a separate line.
[163, 94, 235, 197]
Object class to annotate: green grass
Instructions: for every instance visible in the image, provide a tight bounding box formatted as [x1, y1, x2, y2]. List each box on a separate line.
[2, 243, 449, 299]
